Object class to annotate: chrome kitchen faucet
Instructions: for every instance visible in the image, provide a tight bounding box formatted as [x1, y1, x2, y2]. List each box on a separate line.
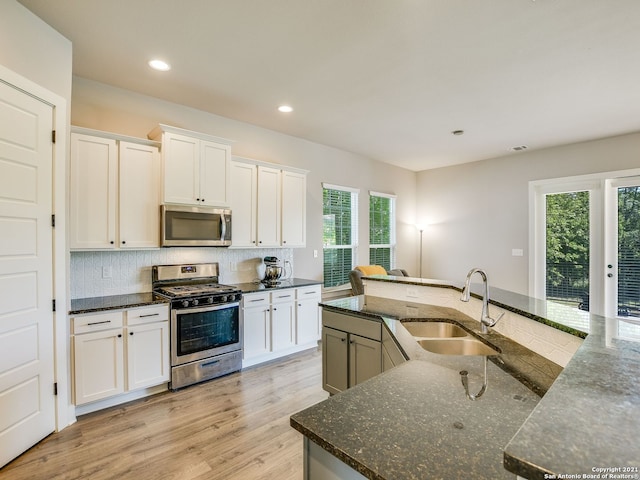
[460, 268, 504, 334]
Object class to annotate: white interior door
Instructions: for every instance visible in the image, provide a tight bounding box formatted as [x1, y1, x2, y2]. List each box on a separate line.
[0, 79, 55, 467]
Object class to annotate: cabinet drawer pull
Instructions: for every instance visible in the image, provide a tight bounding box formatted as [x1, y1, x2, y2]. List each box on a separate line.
[249, 299, 264, 303]
[138, 313, 160, 318]
[87, 320, 111, 326]
[304, 291, 317, 295]
[201, 360, 220, 368]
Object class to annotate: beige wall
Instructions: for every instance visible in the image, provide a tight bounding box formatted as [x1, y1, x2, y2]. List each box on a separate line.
[417, 132, 640, 294]
[0, 1, 72, 102]
[71, 77, 418, 282]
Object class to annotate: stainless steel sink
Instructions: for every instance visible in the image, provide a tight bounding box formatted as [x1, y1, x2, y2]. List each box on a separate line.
[402, 321, 467, 338]
[417, 338, 499, 356]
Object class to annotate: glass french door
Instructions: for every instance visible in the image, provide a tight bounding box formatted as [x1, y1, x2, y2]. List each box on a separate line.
[534, 172, 640, 337]
[605, 178, 640, 338]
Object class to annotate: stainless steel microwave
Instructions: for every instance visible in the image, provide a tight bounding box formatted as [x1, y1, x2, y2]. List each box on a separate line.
[161, 205, 232, 247]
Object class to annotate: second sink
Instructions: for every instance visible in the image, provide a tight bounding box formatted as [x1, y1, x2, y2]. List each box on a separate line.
[402, 321, 468, 338]
[418, 338, 499, 356]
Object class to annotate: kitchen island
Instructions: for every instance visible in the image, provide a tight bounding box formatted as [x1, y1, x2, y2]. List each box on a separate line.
[290, 276, 640, 479]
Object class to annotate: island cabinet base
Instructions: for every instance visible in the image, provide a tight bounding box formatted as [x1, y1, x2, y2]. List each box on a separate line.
[304, 438, 366, 480]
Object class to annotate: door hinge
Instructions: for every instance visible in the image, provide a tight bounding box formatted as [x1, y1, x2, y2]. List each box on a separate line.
[52, 299, 56, 312]
[54, 383, 58, 396]
[52, 130, 56, 144]
[51, 214, 55, 228]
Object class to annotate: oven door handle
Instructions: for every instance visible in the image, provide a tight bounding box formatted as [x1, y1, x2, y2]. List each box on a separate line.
[173, 302, 240, 314]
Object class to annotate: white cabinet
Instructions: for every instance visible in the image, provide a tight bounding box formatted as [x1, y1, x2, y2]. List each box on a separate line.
[126, 306, 170, 391]
[229, 161, 258, 247]
[242, 292, 271, 360]
[148, 124, 232, 207]
[72, 304, 169, 407]
[70, 130, 160, 250]
[256, 166, 282, 247]
[242, 285, 321, 367]
[281, 170, 307, 247]
[271, 290, 295, 351]
[296, 285, 321, 345]
[72, 311, 125, 405]
[230, 157, 308, 248]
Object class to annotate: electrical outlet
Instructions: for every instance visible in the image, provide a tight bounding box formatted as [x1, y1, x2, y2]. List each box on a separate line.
[102, 266, 112, 278]
[512, 248, 524, 257]
[313, 249, 318, 258]
[229, 261, 237, 272]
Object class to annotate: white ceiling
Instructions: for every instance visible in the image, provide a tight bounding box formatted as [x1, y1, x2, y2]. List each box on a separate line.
[18, 0, 640, 171]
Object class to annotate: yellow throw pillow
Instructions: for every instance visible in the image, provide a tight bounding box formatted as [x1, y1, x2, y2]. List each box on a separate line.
[355, 265, 387, 275]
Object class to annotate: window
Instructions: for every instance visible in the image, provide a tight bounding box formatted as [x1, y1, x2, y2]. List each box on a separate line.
[369, 191, 396, 271]
[323, 184, 358, 288]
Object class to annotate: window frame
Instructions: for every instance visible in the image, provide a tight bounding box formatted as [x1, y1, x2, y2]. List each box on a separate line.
[322, 183, 359, 288]
[368, 190, 396, 271]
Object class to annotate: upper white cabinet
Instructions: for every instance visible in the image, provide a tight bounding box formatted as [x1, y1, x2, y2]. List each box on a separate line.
[70, 129, 160, 250]
[148, 124, 233, 207]
[257, 165, 282, 247]
[281, 170, 307, 247]
[230, 156, 308, 248]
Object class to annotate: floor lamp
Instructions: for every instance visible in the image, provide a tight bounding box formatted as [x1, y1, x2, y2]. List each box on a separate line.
[416, 225, 424, 278]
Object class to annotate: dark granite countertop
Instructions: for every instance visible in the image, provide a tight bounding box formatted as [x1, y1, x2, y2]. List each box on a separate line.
[291, 296, 542, 480]
[69, 278, 321, 314]
[291, 278, 640, 479]
[70, 292, 168, 315]
[231, 277, 321, 294]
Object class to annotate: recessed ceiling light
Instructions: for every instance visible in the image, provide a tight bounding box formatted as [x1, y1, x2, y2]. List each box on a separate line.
[451, 130, 464, 136]
[148, 59, 171, 71]
[278, 105, 293, 113]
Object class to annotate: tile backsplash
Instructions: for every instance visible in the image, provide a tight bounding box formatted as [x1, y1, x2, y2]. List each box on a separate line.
[70, 248, 293, 299]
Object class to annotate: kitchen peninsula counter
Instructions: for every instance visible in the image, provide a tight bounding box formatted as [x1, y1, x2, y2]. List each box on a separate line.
[291, 277, 640, 479]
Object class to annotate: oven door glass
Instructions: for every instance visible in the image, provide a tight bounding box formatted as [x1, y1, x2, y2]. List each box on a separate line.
[175, 303, 239, 357]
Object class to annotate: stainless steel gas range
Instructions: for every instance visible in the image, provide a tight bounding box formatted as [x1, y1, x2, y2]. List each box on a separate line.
[152, 263, 243, 390]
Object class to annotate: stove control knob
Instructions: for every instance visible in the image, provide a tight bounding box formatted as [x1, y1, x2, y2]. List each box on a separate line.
[181, 300, 190, 308]
[193, 299, 199, 306]
[221, 295, 228, 303]
[206, 296, 214, 304]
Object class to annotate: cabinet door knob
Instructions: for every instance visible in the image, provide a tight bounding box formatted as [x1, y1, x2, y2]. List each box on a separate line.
[341, 338, 346, 342]
[117, 334, 122, 338]
[196, 198, 200, 201]
[110, 241, 114, 245]
[122, 240, 126, 245]
[201, 198, 205, 202]
[129, 332, 134, 336]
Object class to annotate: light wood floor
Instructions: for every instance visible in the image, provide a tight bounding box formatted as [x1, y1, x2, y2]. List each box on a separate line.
[1, 347, 327, 480]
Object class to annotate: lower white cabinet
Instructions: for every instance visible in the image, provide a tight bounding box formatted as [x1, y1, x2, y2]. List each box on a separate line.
[72, 304, 169, 406]
[296, 285, 322, 345]
[242, 285, 321, 367]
